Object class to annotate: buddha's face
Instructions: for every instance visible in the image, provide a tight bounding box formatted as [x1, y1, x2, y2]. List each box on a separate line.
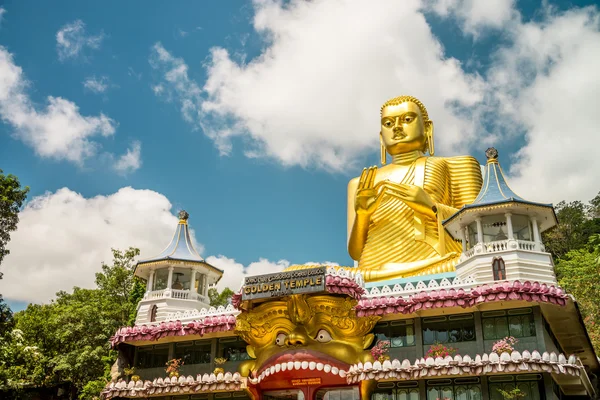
[380, 101, 430, 155]
[235, 295, 378, 383]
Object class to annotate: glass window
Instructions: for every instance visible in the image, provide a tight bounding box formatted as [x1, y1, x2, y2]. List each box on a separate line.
[423, 314, 476, 345]
[316, 387, 359, 400]
[492, 257, 506, 281]
[174, 340, 212, 365]
[489, 375, 541, 400]
[222, 339, 251, 362]
[171, 268, 191, 290]
[467, 222, 478, 248]
[372, 320, 416, 347]
[481, 215, 508, 243]
[482, 309, 535, 340]
[153, 269, 168, 290]
[427, 379, 481, 400]
[372, 387, 418, 400]
[136, 345, 169, 369]
[512, 215, 532, 241]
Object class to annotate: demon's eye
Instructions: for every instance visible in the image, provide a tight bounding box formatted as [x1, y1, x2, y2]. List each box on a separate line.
[276, 332, 287, 346]
[315, 329, 332, 343]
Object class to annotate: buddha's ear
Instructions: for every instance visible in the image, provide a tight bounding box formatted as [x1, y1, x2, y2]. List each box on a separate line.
[363, 333, 375, 349]
[425, 120, 435, 156]
[379, 134, 386, 166]
[246, 345, 256, 359]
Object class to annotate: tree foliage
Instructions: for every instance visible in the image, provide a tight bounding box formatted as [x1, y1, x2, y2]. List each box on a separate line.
[0, 248, 141, 399]
[208, 287, 234, 307]
[549, 191, 600, 354]
[0, 169, 29, 269]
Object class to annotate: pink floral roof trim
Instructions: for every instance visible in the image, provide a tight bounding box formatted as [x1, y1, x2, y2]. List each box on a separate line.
[101, 372, 243, 399]
[346, 350, 580, 383]
[356, 281, 567, 317]
[110, 314, 237, 347]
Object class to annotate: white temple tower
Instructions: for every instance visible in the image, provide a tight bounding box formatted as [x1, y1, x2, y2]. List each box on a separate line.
[443, 148, 559, 285]
[133, 210, 222, 325]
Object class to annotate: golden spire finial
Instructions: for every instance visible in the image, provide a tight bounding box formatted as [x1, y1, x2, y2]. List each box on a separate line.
[485, 147, 499, 164]
[178, 210, 189, 224]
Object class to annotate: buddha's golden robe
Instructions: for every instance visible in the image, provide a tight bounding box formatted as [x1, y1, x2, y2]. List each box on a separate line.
[358, 156, 482, 277]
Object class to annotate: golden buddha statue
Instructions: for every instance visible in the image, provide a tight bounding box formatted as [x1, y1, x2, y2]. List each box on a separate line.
[347, 96, 483, 281]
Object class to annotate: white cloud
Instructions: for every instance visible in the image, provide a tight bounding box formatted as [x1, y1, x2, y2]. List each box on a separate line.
[150, 0, 486, 170]
[0, 7, 6, 27]
[150, 0, 600, 204]
[427, 0, 517, 36]
[207, 255, 290, 292]
[0, 187, 201, 304]
[56, 19, 104, 61]
[486, 6, 600, 203]
[83, 76, 109, 93]
[113, 141, 142, 174]
[0, 46, 117, 165]
[0, 46, 140, 169]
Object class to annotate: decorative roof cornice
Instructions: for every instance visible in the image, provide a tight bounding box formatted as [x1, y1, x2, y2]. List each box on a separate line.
[345, 351, 581, 383]
[102, 372, 243, 399]
[356, 280, 568, 317]
[110, 306, 238, 347]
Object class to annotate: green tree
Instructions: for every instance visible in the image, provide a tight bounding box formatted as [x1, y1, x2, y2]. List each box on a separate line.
[95, 247, 141, 326]
[555, 247, 600, 353]
[0, 248, 142, 399]
[0, 169, 29, 269]
[208, 287, 234, 307]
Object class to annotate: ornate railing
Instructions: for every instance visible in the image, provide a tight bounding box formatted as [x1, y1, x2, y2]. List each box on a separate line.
[144, 289, 208, 302]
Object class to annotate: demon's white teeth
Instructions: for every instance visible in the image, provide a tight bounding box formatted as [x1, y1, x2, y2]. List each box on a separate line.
[324, 364, 332, 373]
[301, 361, 309, 370]
[270, 366, 276, 374]
[338, 369, 347, 378]
[331, 366, 339, 375]
[294, 361, 302, 370]
[282, 362, 288, 371]
[265, 369, 271, 377]
[309, 361, 316, 370]
[287, 361, 294, 371]
[275, 364, 281, 373]
[316, 363, 324, 371]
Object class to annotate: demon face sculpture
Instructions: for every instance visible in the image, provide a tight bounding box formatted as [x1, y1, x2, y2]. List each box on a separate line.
[235, 294, 379, 387]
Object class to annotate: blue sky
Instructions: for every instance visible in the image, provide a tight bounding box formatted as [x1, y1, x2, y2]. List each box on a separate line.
[1, 0, 599, 310]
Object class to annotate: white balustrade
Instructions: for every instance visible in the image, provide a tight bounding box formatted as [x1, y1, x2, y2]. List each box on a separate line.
[145, 288, 207, 301]
[462, 239, 539, 260]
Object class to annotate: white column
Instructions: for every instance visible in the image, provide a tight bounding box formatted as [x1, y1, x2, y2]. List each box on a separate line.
[166, 266, 174, 293]
[464, 226, 470, 249]
[460, 225, 466, 252]
[190, 268, 197, 300]
[147, 270, 155, 293]
[505, 213, 514, 240]
[531, 217, 540, 250]
[202, 274, 207, 297]
[476, 218, 484, 244]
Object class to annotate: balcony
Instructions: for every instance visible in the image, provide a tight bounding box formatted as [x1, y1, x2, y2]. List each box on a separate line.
[462, 239, 544, 261]
[144, 288, 209, 304]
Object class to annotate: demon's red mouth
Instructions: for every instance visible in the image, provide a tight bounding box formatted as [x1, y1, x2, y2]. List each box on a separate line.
[251, 349, 349, 383]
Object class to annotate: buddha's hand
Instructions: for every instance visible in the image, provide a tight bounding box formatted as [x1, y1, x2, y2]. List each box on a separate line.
[355, 166, 384, 217]
[386, 183, 436, 218]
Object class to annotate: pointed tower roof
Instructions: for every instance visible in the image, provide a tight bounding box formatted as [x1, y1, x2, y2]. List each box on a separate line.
[138, 210, 205, 264]
[468, 147, 549, 208]
[136, 211, 222, 274]
[443, 148, 557, 233]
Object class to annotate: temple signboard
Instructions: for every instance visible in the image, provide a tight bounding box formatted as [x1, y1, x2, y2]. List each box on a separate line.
[241, 267, 326, 300]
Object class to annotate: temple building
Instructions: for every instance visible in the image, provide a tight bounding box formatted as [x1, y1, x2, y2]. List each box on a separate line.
[102, 96, 599, 400]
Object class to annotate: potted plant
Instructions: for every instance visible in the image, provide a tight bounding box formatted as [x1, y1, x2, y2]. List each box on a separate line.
[165, 358, 184, 378]
[213, 357, 227, 375]
[426, 342, 458, 358]
[123, 367, 140, 382]
[371, 340, 391, 362]
[492, 336, 518, 355]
